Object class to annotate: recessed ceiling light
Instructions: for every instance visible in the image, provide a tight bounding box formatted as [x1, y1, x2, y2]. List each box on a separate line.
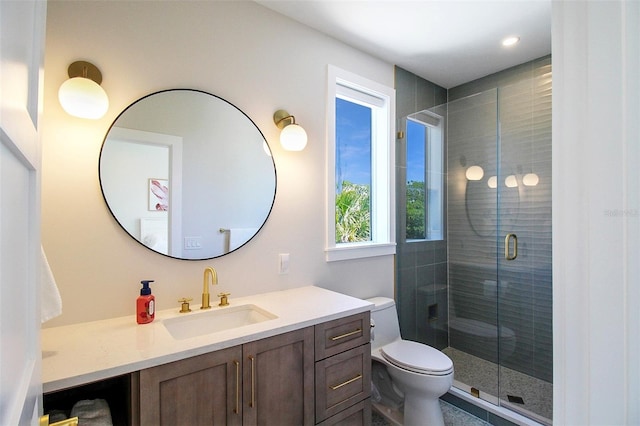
[502, 36, 520, 47]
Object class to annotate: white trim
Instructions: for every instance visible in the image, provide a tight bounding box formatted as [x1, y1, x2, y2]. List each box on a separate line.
[552, 1, 640, 424]
[326, 65, 396, 262]
[326, 242, 396, 262]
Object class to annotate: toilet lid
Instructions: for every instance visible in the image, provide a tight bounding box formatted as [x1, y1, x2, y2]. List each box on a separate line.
[380, 340, 454, 376]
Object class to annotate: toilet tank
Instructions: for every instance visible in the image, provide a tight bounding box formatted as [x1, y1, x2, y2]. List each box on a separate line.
[366, 297, 401, 350]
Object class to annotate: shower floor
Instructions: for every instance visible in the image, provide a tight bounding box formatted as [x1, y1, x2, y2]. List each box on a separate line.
[443, 347, 553, 424]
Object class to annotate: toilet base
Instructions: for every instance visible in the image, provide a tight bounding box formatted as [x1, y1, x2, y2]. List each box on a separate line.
[404, 394, 444, 426]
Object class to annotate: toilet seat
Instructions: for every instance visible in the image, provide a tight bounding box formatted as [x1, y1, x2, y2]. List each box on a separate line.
[380, 340, 454, 376]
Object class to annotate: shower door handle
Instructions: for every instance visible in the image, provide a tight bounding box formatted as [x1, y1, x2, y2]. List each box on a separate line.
[505, 233, 518, 260]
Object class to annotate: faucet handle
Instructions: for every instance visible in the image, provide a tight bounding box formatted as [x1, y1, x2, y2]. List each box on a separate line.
[217, 292, 231, 307]
[178, 298, 193, 313]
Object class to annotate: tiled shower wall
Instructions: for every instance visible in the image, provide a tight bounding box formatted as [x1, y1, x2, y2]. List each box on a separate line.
[395, 56, 552, 383]
[394, 67, 449, 348]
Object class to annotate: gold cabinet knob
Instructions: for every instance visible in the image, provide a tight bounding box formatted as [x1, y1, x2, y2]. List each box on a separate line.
[178, 297, 193, 313]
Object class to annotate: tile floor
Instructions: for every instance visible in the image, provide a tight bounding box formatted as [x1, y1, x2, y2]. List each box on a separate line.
[443, 347, 552, 423]
[372, 400, 490, 426]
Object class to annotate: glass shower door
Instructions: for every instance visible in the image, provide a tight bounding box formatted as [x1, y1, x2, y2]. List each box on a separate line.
[443, 66, 553, 424]
[496, 69, 553, 423]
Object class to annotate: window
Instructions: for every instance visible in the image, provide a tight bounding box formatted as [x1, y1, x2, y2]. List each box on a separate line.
[326, 65, 395, 261]
[405, 110, 444, 241]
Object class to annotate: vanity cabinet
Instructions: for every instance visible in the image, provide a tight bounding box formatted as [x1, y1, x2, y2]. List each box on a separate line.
[314, 312, 371, 425]
[44, 307, 371, 425]
[138, 327, 315, 425]
[42, 287, 374, 426]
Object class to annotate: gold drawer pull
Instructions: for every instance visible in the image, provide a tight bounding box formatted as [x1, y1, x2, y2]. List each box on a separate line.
[233, 360, 240, 414]
[330, 374, 363, 390]
[330, 328, 362, 341]
[249, 355, 256, 408]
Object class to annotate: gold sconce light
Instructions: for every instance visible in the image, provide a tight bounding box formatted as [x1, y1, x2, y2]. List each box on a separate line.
[273, 109, 307, 151]
[58, 61, 109, 119]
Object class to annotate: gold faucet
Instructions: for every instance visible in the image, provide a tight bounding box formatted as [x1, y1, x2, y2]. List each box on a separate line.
[201, 267, 218, 309]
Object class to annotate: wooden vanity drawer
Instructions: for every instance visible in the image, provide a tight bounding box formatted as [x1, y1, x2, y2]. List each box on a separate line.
[315, 343, 371, 423]
[315, 312, 371, 360]
[317, 399, 372, 426]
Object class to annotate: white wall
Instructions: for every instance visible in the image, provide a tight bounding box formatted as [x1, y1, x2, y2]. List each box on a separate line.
[41, 0, 395, 327]
[553, 1, 639, 424]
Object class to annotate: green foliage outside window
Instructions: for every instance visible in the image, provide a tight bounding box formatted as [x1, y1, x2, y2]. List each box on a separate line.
[406, 180, 426, 240]
[335, 181, 371, 243]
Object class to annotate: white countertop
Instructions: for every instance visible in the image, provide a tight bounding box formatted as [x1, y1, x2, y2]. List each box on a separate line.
[42, 286, 372, 393]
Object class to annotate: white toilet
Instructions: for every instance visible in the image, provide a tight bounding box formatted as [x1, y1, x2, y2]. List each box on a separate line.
[367, 297, 454, 426]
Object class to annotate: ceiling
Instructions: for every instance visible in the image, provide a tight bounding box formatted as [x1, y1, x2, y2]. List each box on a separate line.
[256, 0, 551, 88]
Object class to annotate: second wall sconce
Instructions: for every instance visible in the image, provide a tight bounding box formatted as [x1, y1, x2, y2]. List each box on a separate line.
[58, 60, 109, 119]
[273, 109, 307, 151]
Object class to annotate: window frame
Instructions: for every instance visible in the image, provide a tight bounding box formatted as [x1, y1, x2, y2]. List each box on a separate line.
[325, 65, 396, 262]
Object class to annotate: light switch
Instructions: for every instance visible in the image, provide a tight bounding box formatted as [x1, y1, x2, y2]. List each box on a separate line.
[279, 253, 290, 274]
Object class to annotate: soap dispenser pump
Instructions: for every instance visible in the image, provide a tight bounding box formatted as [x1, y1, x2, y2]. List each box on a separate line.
[137, 280, 155, 324]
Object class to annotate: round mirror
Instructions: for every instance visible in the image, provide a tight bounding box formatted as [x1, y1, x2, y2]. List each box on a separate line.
[99, 89, 276, 260]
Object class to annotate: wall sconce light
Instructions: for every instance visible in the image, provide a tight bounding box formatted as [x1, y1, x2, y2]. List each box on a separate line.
[273, 109, 307, 151]
[58, 61, 109, 119]
[523, 173, 539, 186]
[465, 165, 484, 181]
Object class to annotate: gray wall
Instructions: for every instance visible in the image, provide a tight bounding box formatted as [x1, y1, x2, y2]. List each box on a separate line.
[394, 67, 449, 349]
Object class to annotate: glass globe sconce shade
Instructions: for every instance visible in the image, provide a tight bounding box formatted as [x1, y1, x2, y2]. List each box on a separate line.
[273, 109, 307, 151]
[487, 176, 498, 189]
[58, 61, 109, 119]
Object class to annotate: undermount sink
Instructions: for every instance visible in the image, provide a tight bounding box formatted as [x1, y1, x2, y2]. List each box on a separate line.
[164, 304, 278, 340]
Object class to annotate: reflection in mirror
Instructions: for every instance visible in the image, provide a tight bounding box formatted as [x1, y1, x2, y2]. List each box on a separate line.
[99, 89, 276, 260]
[465, 177, 519, 237]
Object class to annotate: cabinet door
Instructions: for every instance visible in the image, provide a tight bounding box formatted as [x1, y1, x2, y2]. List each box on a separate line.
[139, 346, 242, 425]
[243, 327, 315, 426]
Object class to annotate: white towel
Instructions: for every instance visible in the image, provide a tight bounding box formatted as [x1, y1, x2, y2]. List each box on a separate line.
[41, 245, 62, 323]
[229, 228, 258, 251]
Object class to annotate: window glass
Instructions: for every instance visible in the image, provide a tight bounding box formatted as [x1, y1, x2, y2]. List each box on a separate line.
[335, 98, 372, 243]
[406, 119, 426, 240]
[405, 111, 444, 241]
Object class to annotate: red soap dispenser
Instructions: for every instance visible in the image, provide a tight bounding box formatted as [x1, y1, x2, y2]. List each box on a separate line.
[137, 280, 155, 324]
